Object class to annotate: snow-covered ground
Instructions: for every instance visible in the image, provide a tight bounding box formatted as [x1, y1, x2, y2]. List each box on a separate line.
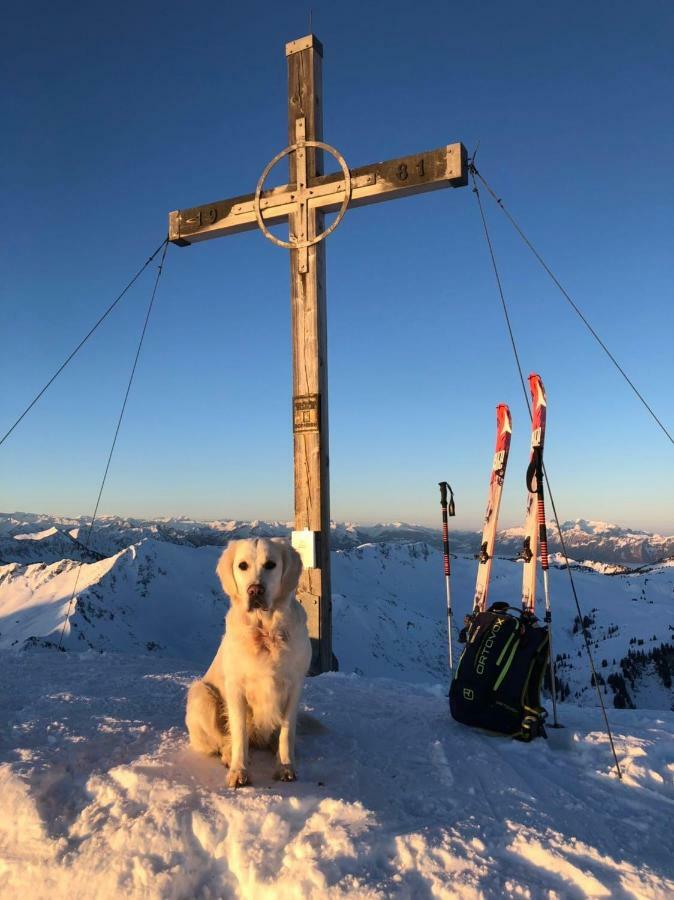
[1, 649, 673, 899]
[1, 514, 673, 897]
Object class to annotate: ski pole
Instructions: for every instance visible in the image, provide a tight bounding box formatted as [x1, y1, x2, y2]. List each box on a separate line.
[537, 483, 560, 727]
[438, 481, 456, 676]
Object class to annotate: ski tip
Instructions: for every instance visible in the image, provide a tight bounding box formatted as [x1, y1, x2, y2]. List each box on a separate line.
[496, 404, 512, 435]
[528, 373, 547, 406]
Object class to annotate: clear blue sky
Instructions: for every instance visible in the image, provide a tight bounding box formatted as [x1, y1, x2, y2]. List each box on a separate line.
[2, 0, 673, 531]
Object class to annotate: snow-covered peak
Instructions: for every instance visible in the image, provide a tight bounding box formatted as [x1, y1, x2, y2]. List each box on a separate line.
[560, 518, 652, 538]
[13, 526, 59, 542]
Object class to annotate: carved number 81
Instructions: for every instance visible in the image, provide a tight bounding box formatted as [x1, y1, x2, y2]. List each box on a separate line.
[397, 160, 425, 181]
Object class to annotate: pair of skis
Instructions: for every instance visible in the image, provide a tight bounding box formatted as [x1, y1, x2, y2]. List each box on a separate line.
[472, 373, 546, 616]
[469, 373, 558, 722]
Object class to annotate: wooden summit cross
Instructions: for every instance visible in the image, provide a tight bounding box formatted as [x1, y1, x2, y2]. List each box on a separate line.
[169, 34, 467, 674]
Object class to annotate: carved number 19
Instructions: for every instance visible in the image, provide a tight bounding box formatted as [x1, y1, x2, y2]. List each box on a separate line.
[197, 207, 218, 225]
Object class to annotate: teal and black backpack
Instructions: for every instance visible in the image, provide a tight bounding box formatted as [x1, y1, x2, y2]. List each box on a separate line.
[449, 602, 550, 741]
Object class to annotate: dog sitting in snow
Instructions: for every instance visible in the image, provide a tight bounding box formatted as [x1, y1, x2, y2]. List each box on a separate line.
[185, 538, 311, 788]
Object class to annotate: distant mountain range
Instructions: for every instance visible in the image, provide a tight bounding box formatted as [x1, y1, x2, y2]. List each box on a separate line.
[1, 510, 672, 710]
[1, 512, 672, 566]
[1, 528, 672, 712]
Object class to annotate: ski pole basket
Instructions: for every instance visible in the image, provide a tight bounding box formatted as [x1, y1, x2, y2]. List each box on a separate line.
[450, 602, 550, 741]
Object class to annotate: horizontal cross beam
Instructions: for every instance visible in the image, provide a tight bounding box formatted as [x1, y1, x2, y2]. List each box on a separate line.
[169, 142, 467, 246]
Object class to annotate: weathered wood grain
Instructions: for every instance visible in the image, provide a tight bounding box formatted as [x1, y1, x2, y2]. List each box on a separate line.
[167, 33, 469, 674]
[169, 143, 466, 245]
[287, 36, 334, 675]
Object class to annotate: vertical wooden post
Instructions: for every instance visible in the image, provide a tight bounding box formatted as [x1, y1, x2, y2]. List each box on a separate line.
[169, 34, 468, 673]
[286, 34, 334, 674]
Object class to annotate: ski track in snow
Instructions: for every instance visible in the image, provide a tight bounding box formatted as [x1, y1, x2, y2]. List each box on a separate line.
[1, 650, 673, 899]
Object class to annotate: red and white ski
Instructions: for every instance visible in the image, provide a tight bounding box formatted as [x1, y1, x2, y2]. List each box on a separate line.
[521, 373, 547, 613]
[473, 404, 512, 613]
[520, 373, 559, 724]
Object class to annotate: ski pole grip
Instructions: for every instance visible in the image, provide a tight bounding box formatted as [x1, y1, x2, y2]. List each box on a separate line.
[439, 482, 456, 515]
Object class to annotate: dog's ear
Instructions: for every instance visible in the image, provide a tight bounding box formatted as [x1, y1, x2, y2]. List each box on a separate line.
[216, 542, 240, 601]
[272, 538, 303, 598]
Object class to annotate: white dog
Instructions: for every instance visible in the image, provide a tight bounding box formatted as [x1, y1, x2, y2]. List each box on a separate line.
[185, 537, 312, 788]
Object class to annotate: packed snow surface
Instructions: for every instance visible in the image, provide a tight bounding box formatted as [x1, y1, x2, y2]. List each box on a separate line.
[1, 513, 673, 897]
[1, 650, 673, 899]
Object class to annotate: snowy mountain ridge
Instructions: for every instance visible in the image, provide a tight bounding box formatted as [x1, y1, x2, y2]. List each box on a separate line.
[2, 511, 673, 566]
[1, 517, 673, 896]
[1, 533, 672, 713]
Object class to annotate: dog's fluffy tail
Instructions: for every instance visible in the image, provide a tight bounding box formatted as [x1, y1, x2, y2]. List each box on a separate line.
[185, 680, 230, 759]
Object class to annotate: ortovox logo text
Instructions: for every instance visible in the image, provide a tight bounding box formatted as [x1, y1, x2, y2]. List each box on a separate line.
[463, 688, 474, 701]
[476, 616, 506, 675]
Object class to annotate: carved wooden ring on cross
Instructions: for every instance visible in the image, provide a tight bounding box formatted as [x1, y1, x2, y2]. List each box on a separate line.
[253, 139, 352, 258]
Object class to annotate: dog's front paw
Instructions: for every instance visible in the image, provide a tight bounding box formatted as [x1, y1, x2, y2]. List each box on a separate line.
[274, 763, 297, 782]
[226, 767, 250, 789]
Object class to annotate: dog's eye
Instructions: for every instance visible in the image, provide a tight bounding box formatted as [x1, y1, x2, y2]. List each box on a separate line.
[238, 561, 249, 571]
[263, 561, 277, 570]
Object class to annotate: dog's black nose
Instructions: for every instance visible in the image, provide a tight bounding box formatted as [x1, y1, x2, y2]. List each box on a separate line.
[247, 583, 266, 611]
